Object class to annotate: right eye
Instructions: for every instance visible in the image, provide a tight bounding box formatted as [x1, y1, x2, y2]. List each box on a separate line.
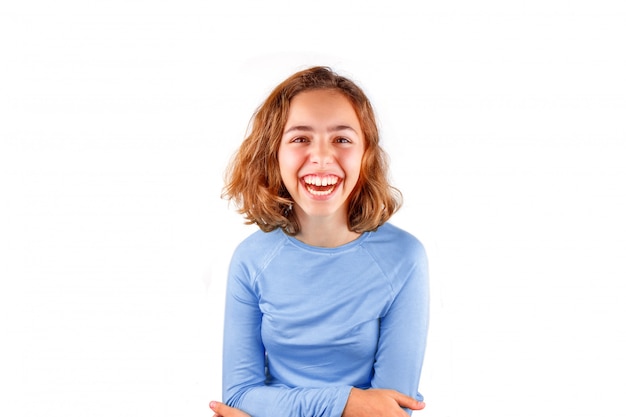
[292, 137, 309, 143]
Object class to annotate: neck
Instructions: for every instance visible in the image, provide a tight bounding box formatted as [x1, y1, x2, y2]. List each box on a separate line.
[294, 210, 361, 248]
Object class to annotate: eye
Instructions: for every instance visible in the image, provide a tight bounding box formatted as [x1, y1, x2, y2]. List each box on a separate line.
[335, 137, 351, 144]
[291, 136, 309, 143]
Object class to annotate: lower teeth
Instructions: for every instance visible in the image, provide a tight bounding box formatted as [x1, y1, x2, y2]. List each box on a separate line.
[307, 185, 334, 196]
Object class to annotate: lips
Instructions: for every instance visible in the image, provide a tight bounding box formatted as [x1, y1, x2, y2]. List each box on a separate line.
[302, 174, 341, 197]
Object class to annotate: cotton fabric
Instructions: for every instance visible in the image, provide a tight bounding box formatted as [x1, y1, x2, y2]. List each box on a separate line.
[222, 222, 429, 417]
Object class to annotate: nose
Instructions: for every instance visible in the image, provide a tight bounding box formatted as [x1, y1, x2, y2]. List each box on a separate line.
[310, 140, 333, 167]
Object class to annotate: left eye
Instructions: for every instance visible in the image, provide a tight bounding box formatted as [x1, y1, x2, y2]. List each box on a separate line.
[335, 137, 350, 143]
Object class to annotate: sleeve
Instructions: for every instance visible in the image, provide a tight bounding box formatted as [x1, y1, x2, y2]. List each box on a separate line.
[369, 240, 429, 413]
[221, 253, 353, 417]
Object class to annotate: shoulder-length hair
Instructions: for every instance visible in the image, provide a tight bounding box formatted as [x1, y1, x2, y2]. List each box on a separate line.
[222, 66, 402, 235]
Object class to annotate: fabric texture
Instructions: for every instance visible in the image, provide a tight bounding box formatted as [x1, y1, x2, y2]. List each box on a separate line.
[222, 222, 429, 417]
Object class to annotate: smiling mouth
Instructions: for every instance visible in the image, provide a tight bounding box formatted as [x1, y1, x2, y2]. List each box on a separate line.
[302, 175, 340, 196]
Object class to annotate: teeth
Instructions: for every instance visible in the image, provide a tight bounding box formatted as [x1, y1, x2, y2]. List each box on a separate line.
[302, 175, 339, 196]
[303, 175, 339, 186]
[307, 187, 333, 196]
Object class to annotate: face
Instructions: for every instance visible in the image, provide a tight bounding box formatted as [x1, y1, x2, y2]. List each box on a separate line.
[278, 89, 365, 225]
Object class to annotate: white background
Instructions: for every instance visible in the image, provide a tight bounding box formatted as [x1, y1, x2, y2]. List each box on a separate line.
[1, 1, 625, 416]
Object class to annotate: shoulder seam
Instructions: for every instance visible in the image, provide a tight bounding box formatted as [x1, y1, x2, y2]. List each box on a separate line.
[249, 231, 289, 286]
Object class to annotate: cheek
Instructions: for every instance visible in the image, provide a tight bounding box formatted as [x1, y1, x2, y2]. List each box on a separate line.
[346, 150, 365, 179]
[277, 147, 287, 171]
[277, 149, 298, 183]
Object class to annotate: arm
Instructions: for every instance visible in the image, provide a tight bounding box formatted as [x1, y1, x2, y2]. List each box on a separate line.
[371, 241, 429, 399]
[343, 241, 429, 417]
[222, 257, 353, 417]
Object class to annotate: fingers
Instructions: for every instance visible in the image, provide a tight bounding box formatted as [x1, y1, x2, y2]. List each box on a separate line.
[209, 401, 220, 417]
[386, 390, 426, 410]
[209, 401, 227, 417]
[209, 401, 252, 417]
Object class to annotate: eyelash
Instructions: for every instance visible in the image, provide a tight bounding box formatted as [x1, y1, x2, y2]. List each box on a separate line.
[290, 137, 351, 144]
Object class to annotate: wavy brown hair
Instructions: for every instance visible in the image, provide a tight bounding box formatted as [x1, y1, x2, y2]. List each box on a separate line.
[222, 66, 402, 235]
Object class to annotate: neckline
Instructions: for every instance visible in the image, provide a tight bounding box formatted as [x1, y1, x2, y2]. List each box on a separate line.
[282, 229, 371, 253]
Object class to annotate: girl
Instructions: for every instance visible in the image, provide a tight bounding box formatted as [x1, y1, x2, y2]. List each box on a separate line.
[211, 66, 429, 417]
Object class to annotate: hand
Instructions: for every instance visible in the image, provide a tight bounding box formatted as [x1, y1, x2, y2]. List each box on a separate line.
[342, 388, 425, 417]
[209, 401, 252, 417]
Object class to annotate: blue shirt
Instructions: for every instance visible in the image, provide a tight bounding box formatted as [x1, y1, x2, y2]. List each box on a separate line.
[222, 222, 429, 417]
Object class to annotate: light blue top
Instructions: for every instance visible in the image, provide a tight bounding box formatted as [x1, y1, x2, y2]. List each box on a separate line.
[222, 222, 429, 417]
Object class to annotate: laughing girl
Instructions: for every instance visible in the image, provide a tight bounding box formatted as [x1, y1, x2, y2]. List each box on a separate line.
[211, 66, 429, 417]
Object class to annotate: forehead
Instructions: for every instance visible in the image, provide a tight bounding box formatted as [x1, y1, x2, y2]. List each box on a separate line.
[286, 89, 361, 127]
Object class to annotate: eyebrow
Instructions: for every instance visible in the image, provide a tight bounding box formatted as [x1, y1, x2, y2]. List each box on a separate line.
[283, 125, 358, 135]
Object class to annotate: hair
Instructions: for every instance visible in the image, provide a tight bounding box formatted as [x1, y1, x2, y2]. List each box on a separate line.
[222, 66, 402, 235]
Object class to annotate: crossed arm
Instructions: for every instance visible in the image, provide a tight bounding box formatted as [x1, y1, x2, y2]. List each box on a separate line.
[211, 389, 425, 417]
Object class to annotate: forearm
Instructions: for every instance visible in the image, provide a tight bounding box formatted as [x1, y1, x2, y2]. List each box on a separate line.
[226, 384, 353, 417]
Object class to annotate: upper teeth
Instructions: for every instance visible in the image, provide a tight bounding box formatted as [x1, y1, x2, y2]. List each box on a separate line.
[303, 175, 339, 186]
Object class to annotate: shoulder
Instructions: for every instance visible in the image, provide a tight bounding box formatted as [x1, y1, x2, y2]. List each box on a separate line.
[229, 228, 288, 273]
[233, 228, 285, 251]
[367, 222, 426, 258]
[363, 223, 428, 284]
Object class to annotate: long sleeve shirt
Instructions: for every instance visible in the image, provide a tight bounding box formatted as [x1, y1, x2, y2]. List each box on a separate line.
[222, 222, 429, 417]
